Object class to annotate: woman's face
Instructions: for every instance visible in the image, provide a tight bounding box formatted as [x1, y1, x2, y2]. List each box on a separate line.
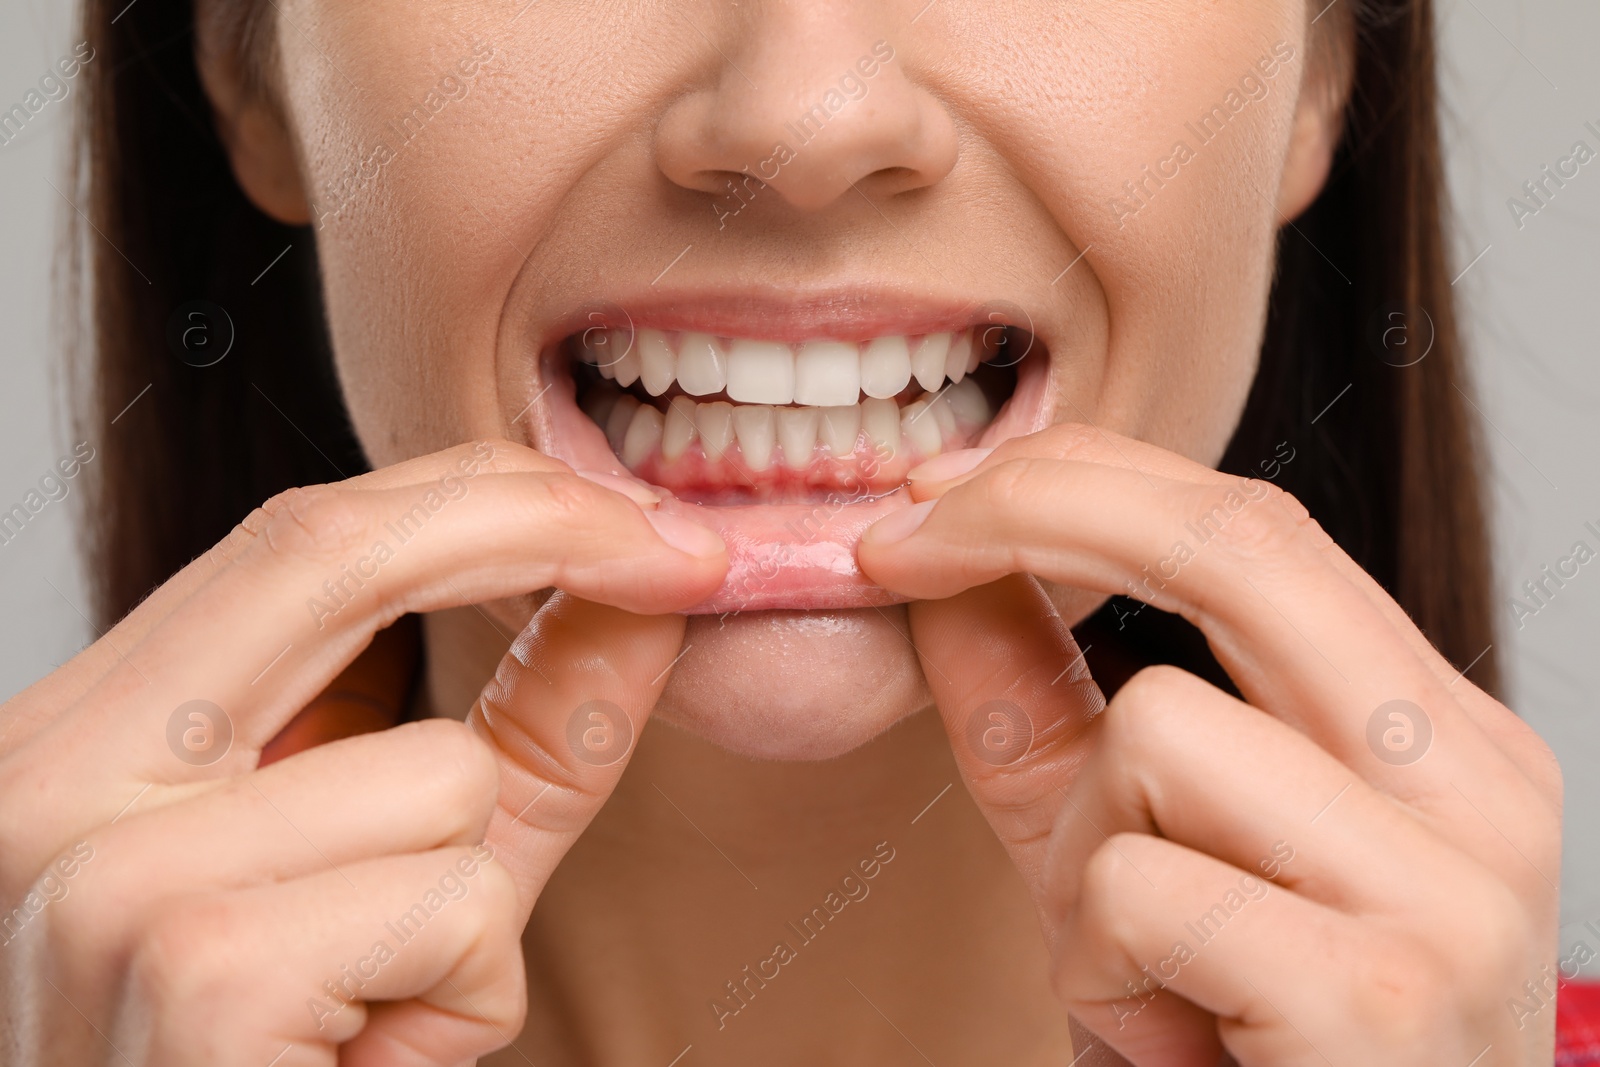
[205, 0, 1346, 759]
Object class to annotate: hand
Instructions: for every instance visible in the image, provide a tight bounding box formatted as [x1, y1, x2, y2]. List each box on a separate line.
[0, 439, 727, 1066]
[859, 425, 1561, 1066]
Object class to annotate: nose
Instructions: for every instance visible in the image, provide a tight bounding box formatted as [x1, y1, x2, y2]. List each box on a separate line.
[654, 7, 958, 213]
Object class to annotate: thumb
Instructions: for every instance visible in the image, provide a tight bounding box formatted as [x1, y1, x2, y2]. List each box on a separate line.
[469, 591, 686, 921]
[906, 575, 1106, 895]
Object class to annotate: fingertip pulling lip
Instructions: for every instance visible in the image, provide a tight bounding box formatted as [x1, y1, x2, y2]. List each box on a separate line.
[522, 287, 1054, 613]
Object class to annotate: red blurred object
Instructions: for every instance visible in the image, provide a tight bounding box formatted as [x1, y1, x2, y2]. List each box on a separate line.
[1560, 981, 1600, 1065]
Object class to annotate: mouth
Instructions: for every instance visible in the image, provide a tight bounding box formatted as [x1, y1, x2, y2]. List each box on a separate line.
[533, 294, 1050, 613]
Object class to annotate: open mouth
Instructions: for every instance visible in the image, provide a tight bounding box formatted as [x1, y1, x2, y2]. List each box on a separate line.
[534, 301, 1049, 613]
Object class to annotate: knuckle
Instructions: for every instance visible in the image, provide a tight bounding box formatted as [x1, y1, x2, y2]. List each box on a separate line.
[255, 485, 373, 566]
[1034, 422, 1104, 460]
[129, 896, 236, 1014]
[402, 719, 500, 822]
[972, 458, 1048, 520]
[528, 473, 602, 526]
[1205, 481, 1316, 561]
[1346, 939, 1452, 1043]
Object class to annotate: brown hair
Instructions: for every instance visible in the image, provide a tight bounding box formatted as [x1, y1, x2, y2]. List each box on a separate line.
[67, 0, 1500, 695]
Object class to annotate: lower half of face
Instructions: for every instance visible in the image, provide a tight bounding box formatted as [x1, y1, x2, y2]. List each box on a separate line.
[266, 0, 1316, 759]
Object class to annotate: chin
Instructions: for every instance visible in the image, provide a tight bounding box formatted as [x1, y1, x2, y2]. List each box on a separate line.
[651, 606, 933, 761]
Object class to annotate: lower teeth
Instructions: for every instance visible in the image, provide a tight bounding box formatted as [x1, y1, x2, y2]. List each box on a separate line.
[583, 378, 994, 474]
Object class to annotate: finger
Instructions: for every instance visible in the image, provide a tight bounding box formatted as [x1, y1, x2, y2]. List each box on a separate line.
[471, 592, 686, 919]
[862, 457, 1510, 794]
[1054, 832, 1362, 1067]
[904, 576, 1104, 892]
[6, 469, 725, 823]
[1039, 668, 1466, 930]
[126, 846, 525, 1067]
[0, 440, 549, 753]
[37, 719, 497, 919]
[907, 429, 1526, 771]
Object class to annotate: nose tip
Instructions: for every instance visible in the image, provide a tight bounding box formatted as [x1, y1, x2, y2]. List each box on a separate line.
[655, 36, 958, 214]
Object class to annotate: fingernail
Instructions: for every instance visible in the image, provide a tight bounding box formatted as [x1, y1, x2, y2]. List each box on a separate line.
[907, 447, 993, 483]
[646, 511, 726, 558]
[577, 469, 661, 507]
[863, 499, 935, 545]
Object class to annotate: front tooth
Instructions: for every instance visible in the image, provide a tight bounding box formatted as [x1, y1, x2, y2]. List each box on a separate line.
[945, 378, 990, 424]
[621, 404, 664, 467]
[901, 400, 943, 457]
[819, 405, 861, 456]
[677, 333, 728, 396]
[637, 329, 676, 396]
[777, 407, 820, 469]
[911, 333, 951, 392]
[605, 394, 641, 454]
[662, 396, 698, 462]
[726, 340, 795, 405]
[860, 336, 912, 399]
[794, 341, 861, 406]
[945, 330, 974, 385]
[698, 401, 734, 459]
[862, 397, 901, 457]
[732, 404, 777, 470]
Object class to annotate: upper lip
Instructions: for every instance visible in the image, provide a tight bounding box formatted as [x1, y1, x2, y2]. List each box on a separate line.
[540, 284, 1032, 348]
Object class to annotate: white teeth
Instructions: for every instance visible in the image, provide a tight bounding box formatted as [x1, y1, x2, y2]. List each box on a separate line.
[731, 404, 777, 470]
[698, 400, 734, 458]
[910, 333, 951, 392]
[584, 325, 1010, 471]
[662, 396, 698, 462]
[901, 399, 943, 457]
[605, 394, 641, 454]
[862, 397, 901, 457]
[945, 330, 973, 385]
[793, 341, 861, 407]
[637, 328, 676, 396]
[676, 333, 728, 396]
[579, 329, 610, 366]
[819, 405, 861, 457]
[860, 335, 912, 399]
[777, 406, 820, 469]
[621, 404, 663, 467]
[726, 340, 794, 405]
[609, 330, 642, 388]
[945, 378, 990, 424]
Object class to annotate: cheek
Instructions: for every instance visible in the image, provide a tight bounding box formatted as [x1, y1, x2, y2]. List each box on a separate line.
[952, 2, 1304, 465]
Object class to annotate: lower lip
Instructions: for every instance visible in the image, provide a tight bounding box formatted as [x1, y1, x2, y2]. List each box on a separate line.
[536, 342, 1050, 614]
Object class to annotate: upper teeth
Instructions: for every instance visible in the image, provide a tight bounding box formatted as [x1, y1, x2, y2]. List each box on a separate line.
[581, 327, 989, 405]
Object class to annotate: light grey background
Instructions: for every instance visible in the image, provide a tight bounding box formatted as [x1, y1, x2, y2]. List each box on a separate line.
[2, 0, 1596, 960]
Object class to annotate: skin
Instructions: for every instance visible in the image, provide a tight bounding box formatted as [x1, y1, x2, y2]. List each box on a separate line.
[0, 0, 1562, 1064]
